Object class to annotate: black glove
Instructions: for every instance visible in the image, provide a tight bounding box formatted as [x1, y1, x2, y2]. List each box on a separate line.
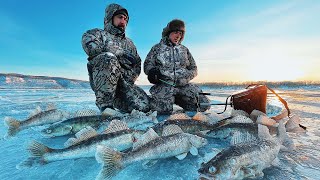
[148, 68, 162, 84]
[123, 50, 138, 67]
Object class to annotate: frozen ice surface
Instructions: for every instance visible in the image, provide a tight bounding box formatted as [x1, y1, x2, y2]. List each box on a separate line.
[0, 87, 319, 179]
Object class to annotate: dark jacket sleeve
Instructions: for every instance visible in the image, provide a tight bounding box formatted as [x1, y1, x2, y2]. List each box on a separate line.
[81, 28, 107, 58]
[144, 45, 158, 75]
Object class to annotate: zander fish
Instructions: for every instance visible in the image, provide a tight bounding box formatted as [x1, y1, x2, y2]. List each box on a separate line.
[199, 122, 289, 180]
[17, 120, 144, 169]
[95, 125, 207, 179]
[4, 104, 70, 137]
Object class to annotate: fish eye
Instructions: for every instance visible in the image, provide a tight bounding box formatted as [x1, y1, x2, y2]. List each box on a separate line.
[46, 129, 52, 134]
[209, 166, 216, 173]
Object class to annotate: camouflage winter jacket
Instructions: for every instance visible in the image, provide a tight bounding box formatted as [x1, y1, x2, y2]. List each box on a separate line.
[81, 4, 141, 84]
[144, 37, 198, 86]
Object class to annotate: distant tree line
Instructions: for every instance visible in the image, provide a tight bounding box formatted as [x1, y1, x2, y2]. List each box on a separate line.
[197, 81, 320, 89]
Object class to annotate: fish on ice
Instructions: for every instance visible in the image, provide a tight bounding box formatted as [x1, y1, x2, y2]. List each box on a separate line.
[95, 125, 207, 179]
[17, 120, 144, 169]
[198, 122, 290, 180]
[4, 104, 70, 137]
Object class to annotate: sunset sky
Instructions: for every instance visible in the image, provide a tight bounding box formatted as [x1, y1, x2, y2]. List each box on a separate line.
[1, 0, 319, 84]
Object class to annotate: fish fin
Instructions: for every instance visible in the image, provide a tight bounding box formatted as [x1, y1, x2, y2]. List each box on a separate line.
[192, 112, 209, 122]
[227, 115, 253, 124]
[64, 126, 97, 147]
[241, 166, 256, 177]
[46, 103, 56, 111]
[231, 109, 249, 117]
[101, 108, 123, 117]
[199, 130, 210, 135]
[271, 157, 281, 167]
[162, 124, 184, 136]
[231, 131, 257, 145]
[103, 120, 128, 134]
[95, 145, 123, 180]
[277, 120, 295, 149]
[142, 160, 158, 168]
[4, 117, 21, 137]
[254, 171, 264, 178]
[130, 109, 142, 116]
[167, 113, 191, 121]
[175, 153, 188, 160]
[190, 146, 198, 156]
[73, 109, 98, 117]
[150, 111, 158, 123]
[133, 128, 159, 150]
[16, 157, 46, 169]
[258, 124, 273, 140]
[257, 115, 278, 127]
[271, 108, 288, 121]
[28, 106, 42, 118]
[285, 115, 303, 132]
[28, 141, 51, 157]
[249, 110, 266, 122]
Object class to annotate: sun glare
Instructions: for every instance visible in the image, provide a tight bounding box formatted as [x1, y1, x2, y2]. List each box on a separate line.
[247, 56, 305, 81]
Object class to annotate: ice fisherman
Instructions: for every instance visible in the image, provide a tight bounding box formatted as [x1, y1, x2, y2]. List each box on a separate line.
[144, 19, 210, 114]
[81, 3, 149, 113]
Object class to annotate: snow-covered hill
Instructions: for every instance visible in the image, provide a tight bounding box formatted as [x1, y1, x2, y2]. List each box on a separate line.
[0, 73, 90, 89]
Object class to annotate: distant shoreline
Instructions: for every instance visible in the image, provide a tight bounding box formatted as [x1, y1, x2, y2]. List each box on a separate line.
[1, 73, 319, 89]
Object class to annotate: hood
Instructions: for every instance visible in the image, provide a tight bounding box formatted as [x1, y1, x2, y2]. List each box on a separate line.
[104, 3, 129, 36]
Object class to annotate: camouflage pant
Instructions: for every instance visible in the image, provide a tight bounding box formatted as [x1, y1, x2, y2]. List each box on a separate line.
[149, 83, 210, 114]
[87, 52, 150, 113]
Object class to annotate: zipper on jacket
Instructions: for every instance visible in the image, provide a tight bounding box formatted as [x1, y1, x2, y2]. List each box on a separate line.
[173, 47, 176, 85]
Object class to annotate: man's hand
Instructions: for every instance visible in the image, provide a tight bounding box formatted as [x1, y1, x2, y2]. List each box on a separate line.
[123, 50, 138, 66]
[148, 68, 162, 84]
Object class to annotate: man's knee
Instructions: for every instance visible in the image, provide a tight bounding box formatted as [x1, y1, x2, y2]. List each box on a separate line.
[92, 52, 120, 66]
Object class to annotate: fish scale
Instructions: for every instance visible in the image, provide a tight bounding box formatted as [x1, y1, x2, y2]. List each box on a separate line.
[152, 119, 217, 135]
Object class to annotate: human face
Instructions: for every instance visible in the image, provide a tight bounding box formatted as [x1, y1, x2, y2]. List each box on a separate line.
[169, 30, 183, 44]
[113, 14, 128, 30]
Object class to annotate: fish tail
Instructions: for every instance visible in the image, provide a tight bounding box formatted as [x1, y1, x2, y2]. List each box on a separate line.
[151, 111, 158, 123]
[4, 117, 21, 137]
[95, 145, 123, 180]
[27, 141, 52, 157]
[16, 141, 51, 169]
[277, 120, 291, 144]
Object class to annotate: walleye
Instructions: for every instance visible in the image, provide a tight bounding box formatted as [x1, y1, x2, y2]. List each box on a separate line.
[119, 109, 158, 128]
[95, 125, 207, 179]
[103, 108, 158, 128]
[152, 119, 217, 136]
[206, 123, 259, 142]
[4, 104, 70, 137]
[41, 109, 111, 137]
[17, 120, 144, 169]
[198, 122, 289, 180]
[41, 108, 158, 137]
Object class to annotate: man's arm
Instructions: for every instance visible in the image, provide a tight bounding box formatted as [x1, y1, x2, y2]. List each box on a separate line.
[144, 46, 158, 75]
[175, 48, 198, 86]
[82, 29, 107, 59]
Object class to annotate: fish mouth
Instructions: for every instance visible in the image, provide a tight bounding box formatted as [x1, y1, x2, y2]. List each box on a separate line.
[199, 174, 215, 180]
[40, 133, 55, 138]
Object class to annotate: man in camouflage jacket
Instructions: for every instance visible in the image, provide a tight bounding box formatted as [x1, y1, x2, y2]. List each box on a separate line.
[82, 3, 149, 113]
[144, 19, 210, 114]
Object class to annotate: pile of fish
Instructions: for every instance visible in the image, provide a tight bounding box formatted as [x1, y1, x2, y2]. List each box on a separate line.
[4, 103, 305, 180]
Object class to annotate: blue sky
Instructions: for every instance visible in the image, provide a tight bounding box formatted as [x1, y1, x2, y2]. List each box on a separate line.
[1, 0, 319, 84]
